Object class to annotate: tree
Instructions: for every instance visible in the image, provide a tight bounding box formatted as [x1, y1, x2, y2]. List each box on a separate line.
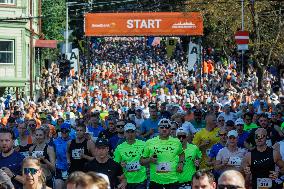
[185, 0, 284, 87]
[41, 0, 66, 61]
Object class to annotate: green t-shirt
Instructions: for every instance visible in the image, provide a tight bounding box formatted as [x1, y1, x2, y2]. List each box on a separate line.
[177, 144, 202, 183]
[113, 139, 146, 184]
[100, 111, 109, 120]
[142, 136, 183, 184]
[244, 123, 258, 132]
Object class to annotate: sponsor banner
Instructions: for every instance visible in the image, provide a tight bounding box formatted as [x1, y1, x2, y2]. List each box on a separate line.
[85, 12, 203, 36]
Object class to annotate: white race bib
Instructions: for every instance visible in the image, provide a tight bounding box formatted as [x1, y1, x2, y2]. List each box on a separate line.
[228, 156, 242, 167]
[257, 178, 272, 188]
[156, 162, 171, 173]
[20, 151, 30, 158]
[61, 171, 68, 180]
[72, 149, 84, 159]
[32, 151, 44, 158]
[125, 162, 141, 172]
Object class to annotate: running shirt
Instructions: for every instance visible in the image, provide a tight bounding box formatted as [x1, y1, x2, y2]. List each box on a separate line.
[18, 144, 33, 158]
[0, 151, 25, 189]
[54, 137, 71, 171]
[216, 147, 247, 170]
[113, 139, 146, 184]
[244, 123, 258, 132]
[68, 139, 91, 172]
[142, 136, 183, 184]
[251, 147, 275, 189]
[177, 143, 202, 183]
[192, 127, 220, 168]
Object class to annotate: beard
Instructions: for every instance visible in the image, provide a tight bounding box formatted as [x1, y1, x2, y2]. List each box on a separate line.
[1, 146, 13, 153]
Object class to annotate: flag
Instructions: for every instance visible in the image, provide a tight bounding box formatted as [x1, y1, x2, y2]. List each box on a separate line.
[147, 37, 160, 46]
[152, 37, 161, 46]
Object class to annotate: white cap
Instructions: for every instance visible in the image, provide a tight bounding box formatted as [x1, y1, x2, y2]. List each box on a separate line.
[235, 118, 245, 125]
[227, 130, 238, 137]
[176, 127, 189, 135]
[124, 123, 136, 131]
[78, 99, 83, 104]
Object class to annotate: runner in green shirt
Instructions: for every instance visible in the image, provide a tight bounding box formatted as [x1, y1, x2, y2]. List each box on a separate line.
[176, 127, 202, 188]
[243, 113, 258, 131]
[140, 118, 185, 189]
[113, 123, 147, 188]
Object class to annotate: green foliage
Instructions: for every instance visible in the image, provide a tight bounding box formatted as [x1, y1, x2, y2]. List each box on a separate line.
[186, 0, 284, 67]
[41, 0, 66, 40]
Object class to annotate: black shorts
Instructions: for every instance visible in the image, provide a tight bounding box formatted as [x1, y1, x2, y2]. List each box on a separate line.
[55, 169, 69, 180]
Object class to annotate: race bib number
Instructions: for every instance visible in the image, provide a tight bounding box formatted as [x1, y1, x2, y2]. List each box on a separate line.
[228, 157, 242, 167]
[32, 151, 44, 158]
[61, 171, 68, 180]
[257, 178, 272, 188]
[72, 149, 84, 159]
[125, 162, 141, 172]
[20, 151, 30, 158]
[156, 162, 171, 173]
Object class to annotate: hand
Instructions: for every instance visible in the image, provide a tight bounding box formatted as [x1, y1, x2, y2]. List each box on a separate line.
[194, 159, 200, 167]
[177, 162, 183, 173]
[223, 158, 229, 165]
[244, 166, 251, 176]
[1, 167, 13, 177]
[117, 180, 127, 189]
[121, 161, 126, 168]
[269, 171, 279, 179]
[150, 156, 157, 164]
[149, 128, 154, 135]
[85, 133, 92, 140]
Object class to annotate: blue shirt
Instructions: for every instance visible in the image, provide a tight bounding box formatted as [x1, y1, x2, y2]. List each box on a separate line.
[54, 137, 71, 170]
[87, 125, 105, 138]
[109, 135, 124, 151]
[141, 118, 160, 138]
[0, 151, 25, 189]
[238, 131, 250, 148]
[209, 143, 224, 159]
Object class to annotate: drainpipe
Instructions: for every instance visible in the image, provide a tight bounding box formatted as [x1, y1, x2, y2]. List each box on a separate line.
[29, 0, 34, 100]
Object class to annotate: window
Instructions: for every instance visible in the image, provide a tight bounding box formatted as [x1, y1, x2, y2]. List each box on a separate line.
[0, 0, 15, 4]
[0, 40, 14, 64]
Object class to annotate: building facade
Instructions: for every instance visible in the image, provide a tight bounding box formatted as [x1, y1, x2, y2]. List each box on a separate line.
[0, 0, 40, 99]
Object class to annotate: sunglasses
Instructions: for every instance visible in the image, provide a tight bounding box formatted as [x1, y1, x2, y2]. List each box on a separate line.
[126, 130, 135, 133]
[218, 184, 243, 189]
[159, 125, 171, 129]
[61, 129, 70, 133]
[219, 133, 227, 137]
[23, 168, 38, 175]
[171, 128, 177, 131]
[228, 136, 237, 139]
[255, 134, 266, 140]
[177, 135, 187, 139]
[218, 120, 225, 122]
[116, 125, 124, 128]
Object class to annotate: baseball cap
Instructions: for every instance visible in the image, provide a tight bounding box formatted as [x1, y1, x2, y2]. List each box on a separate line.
[158, 118, 171, 126]
[124, 123, 136, 131]
[176, 127, 189, 135]
[60, 123, 71, 130]
[95, 138, 109, 147]
[227, 130, 238, 137]
[235, 118, 245, 125]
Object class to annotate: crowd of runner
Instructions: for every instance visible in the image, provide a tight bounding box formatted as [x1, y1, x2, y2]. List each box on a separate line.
[0, 37, 284, 189]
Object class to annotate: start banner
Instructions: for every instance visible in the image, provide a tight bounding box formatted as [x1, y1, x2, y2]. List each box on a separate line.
[85, 12, 203, 36]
